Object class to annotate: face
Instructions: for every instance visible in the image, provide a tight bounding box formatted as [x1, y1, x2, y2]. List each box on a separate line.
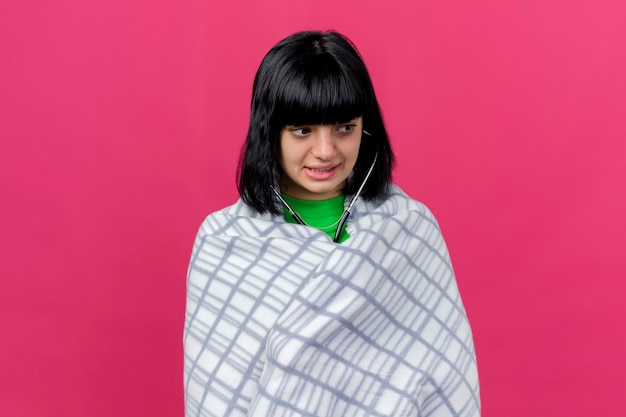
[278, 117, 362, 200]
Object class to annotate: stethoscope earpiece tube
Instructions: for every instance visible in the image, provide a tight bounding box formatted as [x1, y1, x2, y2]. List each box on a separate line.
[333, 211, 351, 243]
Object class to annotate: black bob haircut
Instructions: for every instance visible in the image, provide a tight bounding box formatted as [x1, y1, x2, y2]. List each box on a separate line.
[237, 30, 395, 215]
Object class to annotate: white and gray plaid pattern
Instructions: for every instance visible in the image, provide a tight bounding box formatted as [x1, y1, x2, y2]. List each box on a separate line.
[184, 186, 480, 416]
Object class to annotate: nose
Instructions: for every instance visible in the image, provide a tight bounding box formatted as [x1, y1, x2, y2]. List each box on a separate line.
[312, 127, 336, 160]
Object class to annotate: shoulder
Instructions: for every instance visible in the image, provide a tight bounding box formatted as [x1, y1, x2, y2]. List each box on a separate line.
[385, 184, 436, 218]
[194, 199, 279, 237]
[351, 184, 439, 227]
[192, 199, 329, 244]
[344, 184, 453, 268]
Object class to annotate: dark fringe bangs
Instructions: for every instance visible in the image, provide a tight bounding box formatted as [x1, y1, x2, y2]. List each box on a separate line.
[272, 65, 368, 128]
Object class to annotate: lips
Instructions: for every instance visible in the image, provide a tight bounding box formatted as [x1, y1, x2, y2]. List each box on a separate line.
[304, 164, 339, 180]
[309, 166, 334, 172]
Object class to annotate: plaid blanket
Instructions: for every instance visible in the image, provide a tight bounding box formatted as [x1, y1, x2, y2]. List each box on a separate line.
[184, 185, 480, 416]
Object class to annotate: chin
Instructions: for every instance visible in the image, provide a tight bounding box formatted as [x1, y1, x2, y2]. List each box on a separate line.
[308, 184, 343, 198]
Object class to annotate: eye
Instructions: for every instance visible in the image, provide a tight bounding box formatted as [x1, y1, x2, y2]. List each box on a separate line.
[288, 127, 312, 136]
[337, 123, 357, 133]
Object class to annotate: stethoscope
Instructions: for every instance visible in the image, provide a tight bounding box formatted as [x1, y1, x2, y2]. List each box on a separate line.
[272, 140, 378, 243]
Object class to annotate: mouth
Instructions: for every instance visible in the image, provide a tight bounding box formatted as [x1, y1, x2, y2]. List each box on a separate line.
[304, 164, 340, 180]
[308, 166, 336, 172]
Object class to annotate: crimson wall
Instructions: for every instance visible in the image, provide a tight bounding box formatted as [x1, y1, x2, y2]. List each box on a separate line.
[1, 1, 625, 416]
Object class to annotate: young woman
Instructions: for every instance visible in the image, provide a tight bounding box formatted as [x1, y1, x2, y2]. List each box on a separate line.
[184, 31, 480, 417]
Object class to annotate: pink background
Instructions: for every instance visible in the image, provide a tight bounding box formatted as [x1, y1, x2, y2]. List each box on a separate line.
[1, 1, 625, 416]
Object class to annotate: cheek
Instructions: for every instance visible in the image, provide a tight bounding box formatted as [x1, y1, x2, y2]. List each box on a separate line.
[348, 139, 362, 162]
[278, 147, 294, 167]
[282, 141, 310, 165]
